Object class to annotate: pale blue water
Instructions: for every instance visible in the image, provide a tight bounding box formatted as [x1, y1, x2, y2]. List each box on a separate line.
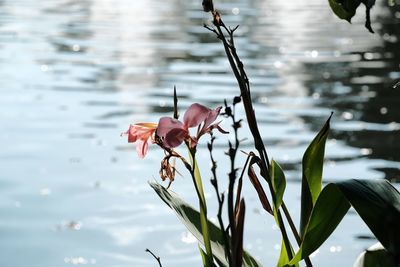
[0, 0, 399, 266]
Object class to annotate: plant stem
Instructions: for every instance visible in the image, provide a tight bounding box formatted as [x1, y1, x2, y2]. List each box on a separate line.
[282, 202, 313, 266]
[145, 248, 163, 267]
[208, 134, 232, 266]
[211, 13, 299, 263]
[188, 148, 214, 266]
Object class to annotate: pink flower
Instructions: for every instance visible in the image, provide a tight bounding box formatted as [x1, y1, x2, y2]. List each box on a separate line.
[157, 103, 222, 148]
[122, 123, 157, 158]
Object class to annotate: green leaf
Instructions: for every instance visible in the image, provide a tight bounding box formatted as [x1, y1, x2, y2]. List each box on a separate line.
[328, 0, 361, 22]
[291, 183, 350, 264]
[199, 245, 215, 267]
[149, 182, 262, 267]
[353, 243, 398, 267]
[276, 240, 288, 267]
[300, 114, 332, 236]
[270, 159, 286, 209]
[337, 179, 400, 255]
[276, 239, 299, 267]
[328, 0, 376, 32]
[290, 179, 400, 265]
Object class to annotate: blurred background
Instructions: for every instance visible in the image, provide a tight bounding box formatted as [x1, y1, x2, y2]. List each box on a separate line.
[0, 0, 399, 266]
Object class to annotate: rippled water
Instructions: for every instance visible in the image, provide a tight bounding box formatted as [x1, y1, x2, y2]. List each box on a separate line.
[1, 0, 399, 266]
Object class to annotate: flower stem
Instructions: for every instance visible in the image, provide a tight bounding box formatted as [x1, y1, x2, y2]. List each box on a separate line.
[188, 148, 214, 266]
[210, 12, 302, 264]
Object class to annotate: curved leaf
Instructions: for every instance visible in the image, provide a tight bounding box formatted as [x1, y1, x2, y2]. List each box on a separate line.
[328, 0, 376, 32]
[337, 179, 400, 255]
[291, 183, 350, 264]
[276, 239, 299, 267]
[290, 179, 400, 265]
[248, 158, 272, 214]
[328, 0, 361, 22]
[149, 182, 262, 267]
[300, 114, 332, 236]
[270, 159, 286, 209]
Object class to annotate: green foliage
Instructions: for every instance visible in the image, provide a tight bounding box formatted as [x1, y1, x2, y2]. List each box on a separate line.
[149, 182, 262, 267]
[276, 240, 289, 267]
[290, 179, 400, 265]
[337, 179, 400, 255]
[199, 246, 216, 267]
[300, 114, 332, 236]
[328, 0, 376, 32]
[328, 0, 361, 21]
[276, 240, 299, 267]
[190, 153, 214, 266]
[291, 183, 350, 265]
[270, 160, 286, 209]
[269, 160, 294, 267]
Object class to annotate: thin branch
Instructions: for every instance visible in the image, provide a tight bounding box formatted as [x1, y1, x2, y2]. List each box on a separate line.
[145, 248, 162, 267]
[173, 86, 179, 119]
[224, 98, 242, 267]
[208, 132, 231, 266]
[211, 10, 296, 262]
[234, 152, 253, 215]
[204, 24, 220, 37]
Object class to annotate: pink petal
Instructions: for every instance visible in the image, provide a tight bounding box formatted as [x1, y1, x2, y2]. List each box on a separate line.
[203, 106, 222, 130]
[126, 125, 138, 143]
[164, 128, 187, 148]
[125, 123, 157, 143]
[136, 139, 148, 158]
[183, 103, 210, 128]
[157, 117, 184, 139]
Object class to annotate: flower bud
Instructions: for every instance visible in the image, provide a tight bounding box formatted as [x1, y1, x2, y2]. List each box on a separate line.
[233, 96, 241, 104]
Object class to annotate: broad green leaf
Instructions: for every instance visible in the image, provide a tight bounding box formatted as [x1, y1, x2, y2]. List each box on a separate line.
[300, 114, 331, 236]
[337, 179, 400, 255]
[353, 243, 398, 267]
[149, 182, 262, 267]
[328, 0, 376, 32]
[270, 159, 286, 209]
[328, 0, 361, 22]
[291, 183, 350, 264]
[290, 179, 400, 265]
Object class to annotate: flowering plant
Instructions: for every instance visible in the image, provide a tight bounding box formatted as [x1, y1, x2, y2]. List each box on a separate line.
[123, 1, 400, 266]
